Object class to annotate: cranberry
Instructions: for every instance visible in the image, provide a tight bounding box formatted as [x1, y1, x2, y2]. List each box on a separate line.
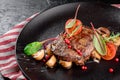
[77, 50, 82, 56]
[84, 66, 87, 70]
[64, 38, 70, 44]
[109, 68, 114, 73]
[68, 45, 72, 49]
[115, 58, 119, 62]
[82, 66, 87, 70]
[81, 66, 85, 70]
[45, 55, 50, 60]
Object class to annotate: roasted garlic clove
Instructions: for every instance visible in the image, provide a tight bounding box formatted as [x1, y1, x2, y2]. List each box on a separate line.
[91, 50, 101, 63]
[93, 58, 100, 63]
[46, 55, 57, 68]
[59, 60, 72, 69]
[32, 49, 45, 60]
[46, 44, 52, 55]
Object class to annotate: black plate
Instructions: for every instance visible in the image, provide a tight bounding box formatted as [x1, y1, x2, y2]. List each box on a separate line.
[16, 2, 120, 80]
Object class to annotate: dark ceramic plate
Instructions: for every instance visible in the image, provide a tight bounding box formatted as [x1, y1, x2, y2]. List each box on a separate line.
[16, 2, 120, 80]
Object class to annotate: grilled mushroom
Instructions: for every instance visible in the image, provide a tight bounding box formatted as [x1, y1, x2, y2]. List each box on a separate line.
[97, 27, 110, 37]
[59, 60, 72, 69]
[32, 49, 45, 60]
[91, 50, 101, 63]
[46, 44, 52, 55]
[46, 55, 57, 68]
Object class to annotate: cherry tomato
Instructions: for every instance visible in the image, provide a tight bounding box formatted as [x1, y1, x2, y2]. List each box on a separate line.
[65, 19, 82, 36]
[102, 42, 116, 60]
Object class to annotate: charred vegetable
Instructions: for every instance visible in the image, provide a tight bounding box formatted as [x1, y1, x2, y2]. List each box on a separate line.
[46, 55, 57, 68]
[59, 60, 72, 69]
[32, 49, 45, 60]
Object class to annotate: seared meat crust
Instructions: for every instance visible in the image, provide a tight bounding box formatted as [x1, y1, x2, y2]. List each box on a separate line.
[51, 26, 94, 65]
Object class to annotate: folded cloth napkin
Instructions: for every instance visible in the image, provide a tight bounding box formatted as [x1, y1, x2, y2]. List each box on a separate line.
[0, 12, 39, 80]
[0, 4, 119, 80]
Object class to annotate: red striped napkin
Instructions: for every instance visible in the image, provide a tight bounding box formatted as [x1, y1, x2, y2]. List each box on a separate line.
[0, 4, 119, 80]
[0, 13, 39, 80]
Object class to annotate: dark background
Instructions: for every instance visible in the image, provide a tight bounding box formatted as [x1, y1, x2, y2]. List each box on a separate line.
[0, 0, 119, 35]
[0, 0, 119, 80]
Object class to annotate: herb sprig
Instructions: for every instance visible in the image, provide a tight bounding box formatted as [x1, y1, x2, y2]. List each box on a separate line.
[104, 32, 120, 42]
[65, 4, 80, 29]
[91, 22, 107, 55]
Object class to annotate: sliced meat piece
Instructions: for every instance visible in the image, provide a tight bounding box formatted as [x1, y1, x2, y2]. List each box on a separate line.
[51, 26, 94, 65]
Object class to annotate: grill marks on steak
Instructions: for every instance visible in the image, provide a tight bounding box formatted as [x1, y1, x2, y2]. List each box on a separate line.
[51, 26, 94, 65]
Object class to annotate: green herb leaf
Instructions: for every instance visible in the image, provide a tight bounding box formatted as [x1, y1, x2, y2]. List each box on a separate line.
[104, 32, 120, 42]
[93, 34, 107, 55]
[65, 19, 76, 28]
[65, 4, 80, 29]
[90, 22, 107, 55]
[24, 42, 42, 56]
[69, 25, 81, 36]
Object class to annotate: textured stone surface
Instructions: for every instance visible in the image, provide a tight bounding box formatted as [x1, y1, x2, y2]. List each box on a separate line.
[0, 0, 49, 35]
[0, 0, 69, 35]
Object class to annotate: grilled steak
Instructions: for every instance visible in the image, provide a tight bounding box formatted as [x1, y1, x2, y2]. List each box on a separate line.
[51, 26, 94, 65]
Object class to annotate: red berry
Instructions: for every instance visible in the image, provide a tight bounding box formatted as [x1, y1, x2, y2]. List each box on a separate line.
[42, 59, 46, 62]
[68, 45, 72, 49]
[82, 66, 85, 70]
[77, 50, 82, 56]
[68, 37, 71, 39]
[82, 66, 87, 70]
[65, 38, 70, 44]
[45, 55, 50, 60]
[109, 68, 114, 73]
[84, 66, 87, 70]
[115, 58, 119, 62]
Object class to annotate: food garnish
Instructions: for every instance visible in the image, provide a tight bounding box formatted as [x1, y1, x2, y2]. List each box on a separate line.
[65, 4, 82, 37]
[24, 4, 120, 70]
[115, 57, 119, 62]
[102, 42, 116, 60]
[65, 4, 80, 29]
[81, 65, 88, 70]
[24, 42, 42, 56]
[91, 22, 107, 56]
[104, 32, 120, 42]
[109, 68, 114, 73]
[65, 19, 76, 29]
